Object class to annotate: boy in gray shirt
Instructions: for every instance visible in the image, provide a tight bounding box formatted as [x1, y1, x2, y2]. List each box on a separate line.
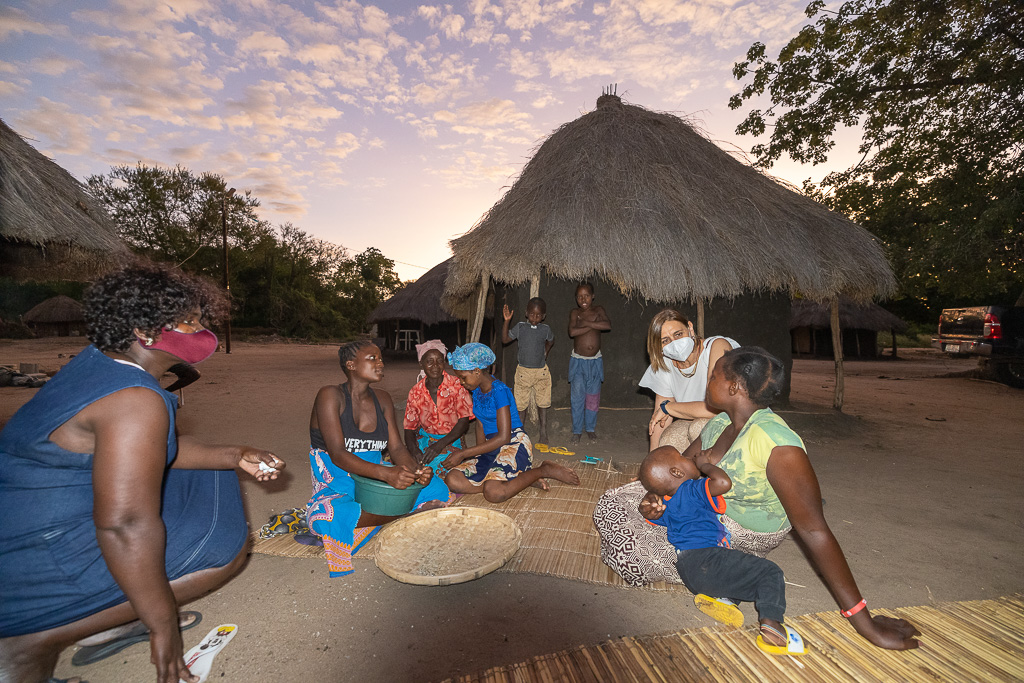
[502, 297, 554, 443]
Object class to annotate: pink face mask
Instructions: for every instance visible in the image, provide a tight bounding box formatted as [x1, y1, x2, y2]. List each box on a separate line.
[148, 328, 219, 364]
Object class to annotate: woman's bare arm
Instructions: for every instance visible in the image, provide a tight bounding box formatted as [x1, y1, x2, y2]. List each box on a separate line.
[443, 406, 512, 466]
[88, 388, 194, 683]
[767, 445, 920, 650]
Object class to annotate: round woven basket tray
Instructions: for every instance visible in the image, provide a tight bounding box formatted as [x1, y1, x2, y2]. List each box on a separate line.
[374, 507, 522, 586]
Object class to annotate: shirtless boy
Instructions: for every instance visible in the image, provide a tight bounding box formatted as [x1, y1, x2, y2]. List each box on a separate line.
[567, 282, 611, 443]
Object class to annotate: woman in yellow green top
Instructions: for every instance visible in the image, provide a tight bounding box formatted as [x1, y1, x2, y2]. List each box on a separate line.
[683, 346, 920, 651]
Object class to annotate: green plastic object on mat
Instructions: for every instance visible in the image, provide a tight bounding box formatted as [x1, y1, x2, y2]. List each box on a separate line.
[350, 473, 425, 515]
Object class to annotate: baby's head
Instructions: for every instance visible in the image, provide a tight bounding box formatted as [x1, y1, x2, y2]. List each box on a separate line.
[526, 297, 547, 325]
[639, 445, 699, 497]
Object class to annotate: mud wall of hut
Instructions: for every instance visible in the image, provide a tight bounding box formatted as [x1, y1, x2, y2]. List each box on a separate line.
[494, 272, 792, 410]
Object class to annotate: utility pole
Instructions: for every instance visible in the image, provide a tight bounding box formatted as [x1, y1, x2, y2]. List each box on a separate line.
[222, 187, 236, 354]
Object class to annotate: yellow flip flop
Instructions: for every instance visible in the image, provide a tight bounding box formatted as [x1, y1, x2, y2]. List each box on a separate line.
[547, 446, 576, 456]
[693, 594, 744, 628]
[756, 624, 808, 656]
[534, 443, 550, 453]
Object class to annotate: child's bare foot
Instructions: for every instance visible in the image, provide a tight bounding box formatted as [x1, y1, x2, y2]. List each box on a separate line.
[587, 431, 597, 441]
[570, 433, 581, 445]
[530, 478, 550, 491]
[538, 461, 581, 486]
[759, 620, 787, 647]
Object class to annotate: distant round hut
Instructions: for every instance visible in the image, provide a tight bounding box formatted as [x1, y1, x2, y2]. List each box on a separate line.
[22, 295, 86, 337]
[0, 119, 129, 280]
[368, 258, 493, 352]
[791, 298, 907, 359]
[443, 94, 895, 407]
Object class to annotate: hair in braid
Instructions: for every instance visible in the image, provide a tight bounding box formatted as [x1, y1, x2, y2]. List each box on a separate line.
[719, 346, 785, 406]
[338, 340, 376, 371]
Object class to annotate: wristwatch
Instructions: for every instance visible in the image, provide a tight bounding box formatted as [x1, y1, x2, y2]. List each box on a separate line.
[660, 400, 671, 416]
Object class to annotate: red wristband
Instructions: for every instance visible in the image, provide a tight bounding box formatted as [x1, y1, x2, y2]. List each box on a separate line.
[840, 598, 867, 618]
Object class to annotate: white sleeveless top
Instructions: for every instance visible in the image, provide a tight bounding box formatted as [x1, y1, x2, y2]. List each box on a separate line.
[638, 335, 740, 402]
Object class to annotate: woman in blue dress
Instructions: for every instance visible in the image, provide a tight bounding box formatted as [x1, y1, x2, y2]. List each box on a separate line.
[0, 265, 283, 683]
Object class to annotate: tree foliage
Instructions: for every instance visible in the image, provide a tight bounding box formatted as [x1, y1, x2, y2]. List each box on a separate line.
[86, 164, 402, 339]
[731, 0, 1024, 301]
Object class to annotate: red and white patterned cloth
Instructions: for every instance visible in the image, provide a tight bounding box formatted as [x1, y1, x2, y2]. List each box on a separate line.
[403, 371, 474, 435]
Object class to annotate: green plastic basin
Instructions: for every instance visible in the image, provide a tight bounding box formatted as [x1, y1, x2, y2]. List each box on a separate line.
[350, 473, 424, 516]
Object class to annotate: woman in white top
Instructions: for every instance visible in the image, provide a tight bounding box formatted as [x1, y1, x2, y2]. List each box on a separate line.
[639, 309, 739, 449]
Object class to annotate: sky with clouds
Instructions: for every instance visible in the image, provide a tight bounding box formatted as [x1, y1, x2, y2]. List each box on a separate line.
[1, 0, 855, 280]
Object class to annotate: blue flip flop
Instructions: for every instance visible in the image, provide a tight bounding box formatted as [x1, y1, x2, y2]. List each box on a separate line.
[71, 611, 202, 666]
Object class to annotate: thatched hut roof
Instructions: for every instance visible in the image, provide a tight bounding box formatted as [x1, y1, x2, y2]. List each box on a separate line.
[444, 94, 895, 308]
[23, 295, 85, 324]
[0, 118, 128, 278]
[369, 259, 458, 326]
[790, 298, 907, 333]
[370, 258, 493, 325]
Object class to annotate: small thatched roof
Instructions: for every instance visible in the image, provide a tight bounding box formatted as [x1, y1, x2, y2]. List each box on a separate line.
[444, 94, 895, 308]
[23, 295, 85, 323]
[0, 118, 128, 278]
[370, 258, 493, 325]
[790, 297, 907, 333]
[369, 259, 458, 325]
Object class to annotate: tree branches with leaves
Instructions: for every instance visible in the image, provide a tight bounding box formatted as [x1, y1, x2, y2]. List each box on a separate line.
[87, 164, 403, 339]
[731, 0, 1023, 300]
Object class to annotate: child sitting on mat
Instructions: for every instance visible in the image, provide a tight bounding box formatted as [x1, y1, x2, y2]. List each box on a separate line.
[441, 343, 580, 502]
[639, 445, 807, 656]
[305, 341, 450, 577]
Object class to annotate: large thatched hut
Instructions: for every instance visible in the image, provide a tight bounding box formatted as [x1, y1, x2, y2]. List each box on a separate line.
[368, 259, 493, 352]
[0, 119, 128, 279]
[22, 295, 86, 337]
[444, 94, 895, 408]
[791, 298, 907, 359]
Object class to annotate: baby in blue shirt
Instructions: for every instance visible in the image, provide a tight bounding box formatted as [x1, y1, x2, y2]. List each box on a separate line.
[639, 445, 806, 656]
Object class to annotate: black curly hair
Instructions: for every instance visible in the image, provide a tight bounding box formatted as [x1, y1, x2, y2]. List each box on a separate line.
[719, 346, 785, 406]
[338, 340, 378, 372]
[84, 264, 226, 352]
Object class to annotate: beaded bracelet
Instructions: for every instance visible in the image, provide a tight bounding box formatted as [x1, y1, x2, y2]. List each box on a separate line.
[840, 598, 867, 618]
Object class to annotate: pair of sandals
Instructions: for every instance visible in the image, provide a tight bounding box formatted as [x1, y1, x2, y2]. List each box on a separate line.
[693, 594, 808, 656]
[71, 611, 202, 666]
[533, 443, 575, 456]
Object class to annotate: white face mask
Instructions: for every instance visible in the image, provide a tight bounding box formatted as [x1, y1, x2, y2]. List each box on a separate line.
[662, 337, 695, 362]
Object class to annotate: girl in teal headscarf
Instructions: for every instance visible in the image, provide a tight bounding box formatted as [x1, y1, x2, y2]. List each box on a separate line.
[440, 343, 580, 502]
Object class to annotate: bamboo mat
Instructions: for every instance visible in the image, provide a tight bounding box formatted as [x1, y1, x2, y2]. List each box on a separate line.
[249, 459, 685, 591]
[440, 594, 1024, 683]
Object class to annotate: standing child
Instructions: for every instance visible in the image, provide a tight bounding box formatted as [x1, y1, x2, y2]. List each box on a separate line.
[639, 445, 807, 656]
[441, 343, 580, 503]
[502, 298, 554, 444]
[568, 282, 611, 444]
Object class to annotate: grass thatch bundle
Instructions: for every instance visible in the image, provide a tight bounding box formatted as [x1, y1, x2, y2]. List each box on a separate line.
[444, 94, 895, 308]
[791, 297, 907, 332]
[0, 118, 128, 278]
[22, 295, 84, 324]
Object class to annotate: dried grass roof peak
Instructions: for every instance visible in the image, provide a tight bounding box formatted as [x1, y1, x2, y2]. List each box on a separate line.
[0, 118, 127, 255]
[444, 94, 895, 307]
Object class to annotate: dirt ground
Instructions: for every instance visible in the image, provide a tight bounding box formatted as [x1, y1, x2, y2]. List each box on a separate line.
[2, 339, 1022, 682]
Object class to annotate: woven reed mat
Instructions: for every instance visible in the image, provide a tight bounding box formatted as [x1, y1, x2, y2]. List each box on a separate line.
[249, 459, 684, 590]
[441, 594, 1024, 683]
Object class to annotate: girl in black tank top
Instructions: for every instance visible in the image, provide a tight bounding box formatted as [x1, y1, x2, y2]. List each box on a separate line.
[310, 382, 389, 454]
